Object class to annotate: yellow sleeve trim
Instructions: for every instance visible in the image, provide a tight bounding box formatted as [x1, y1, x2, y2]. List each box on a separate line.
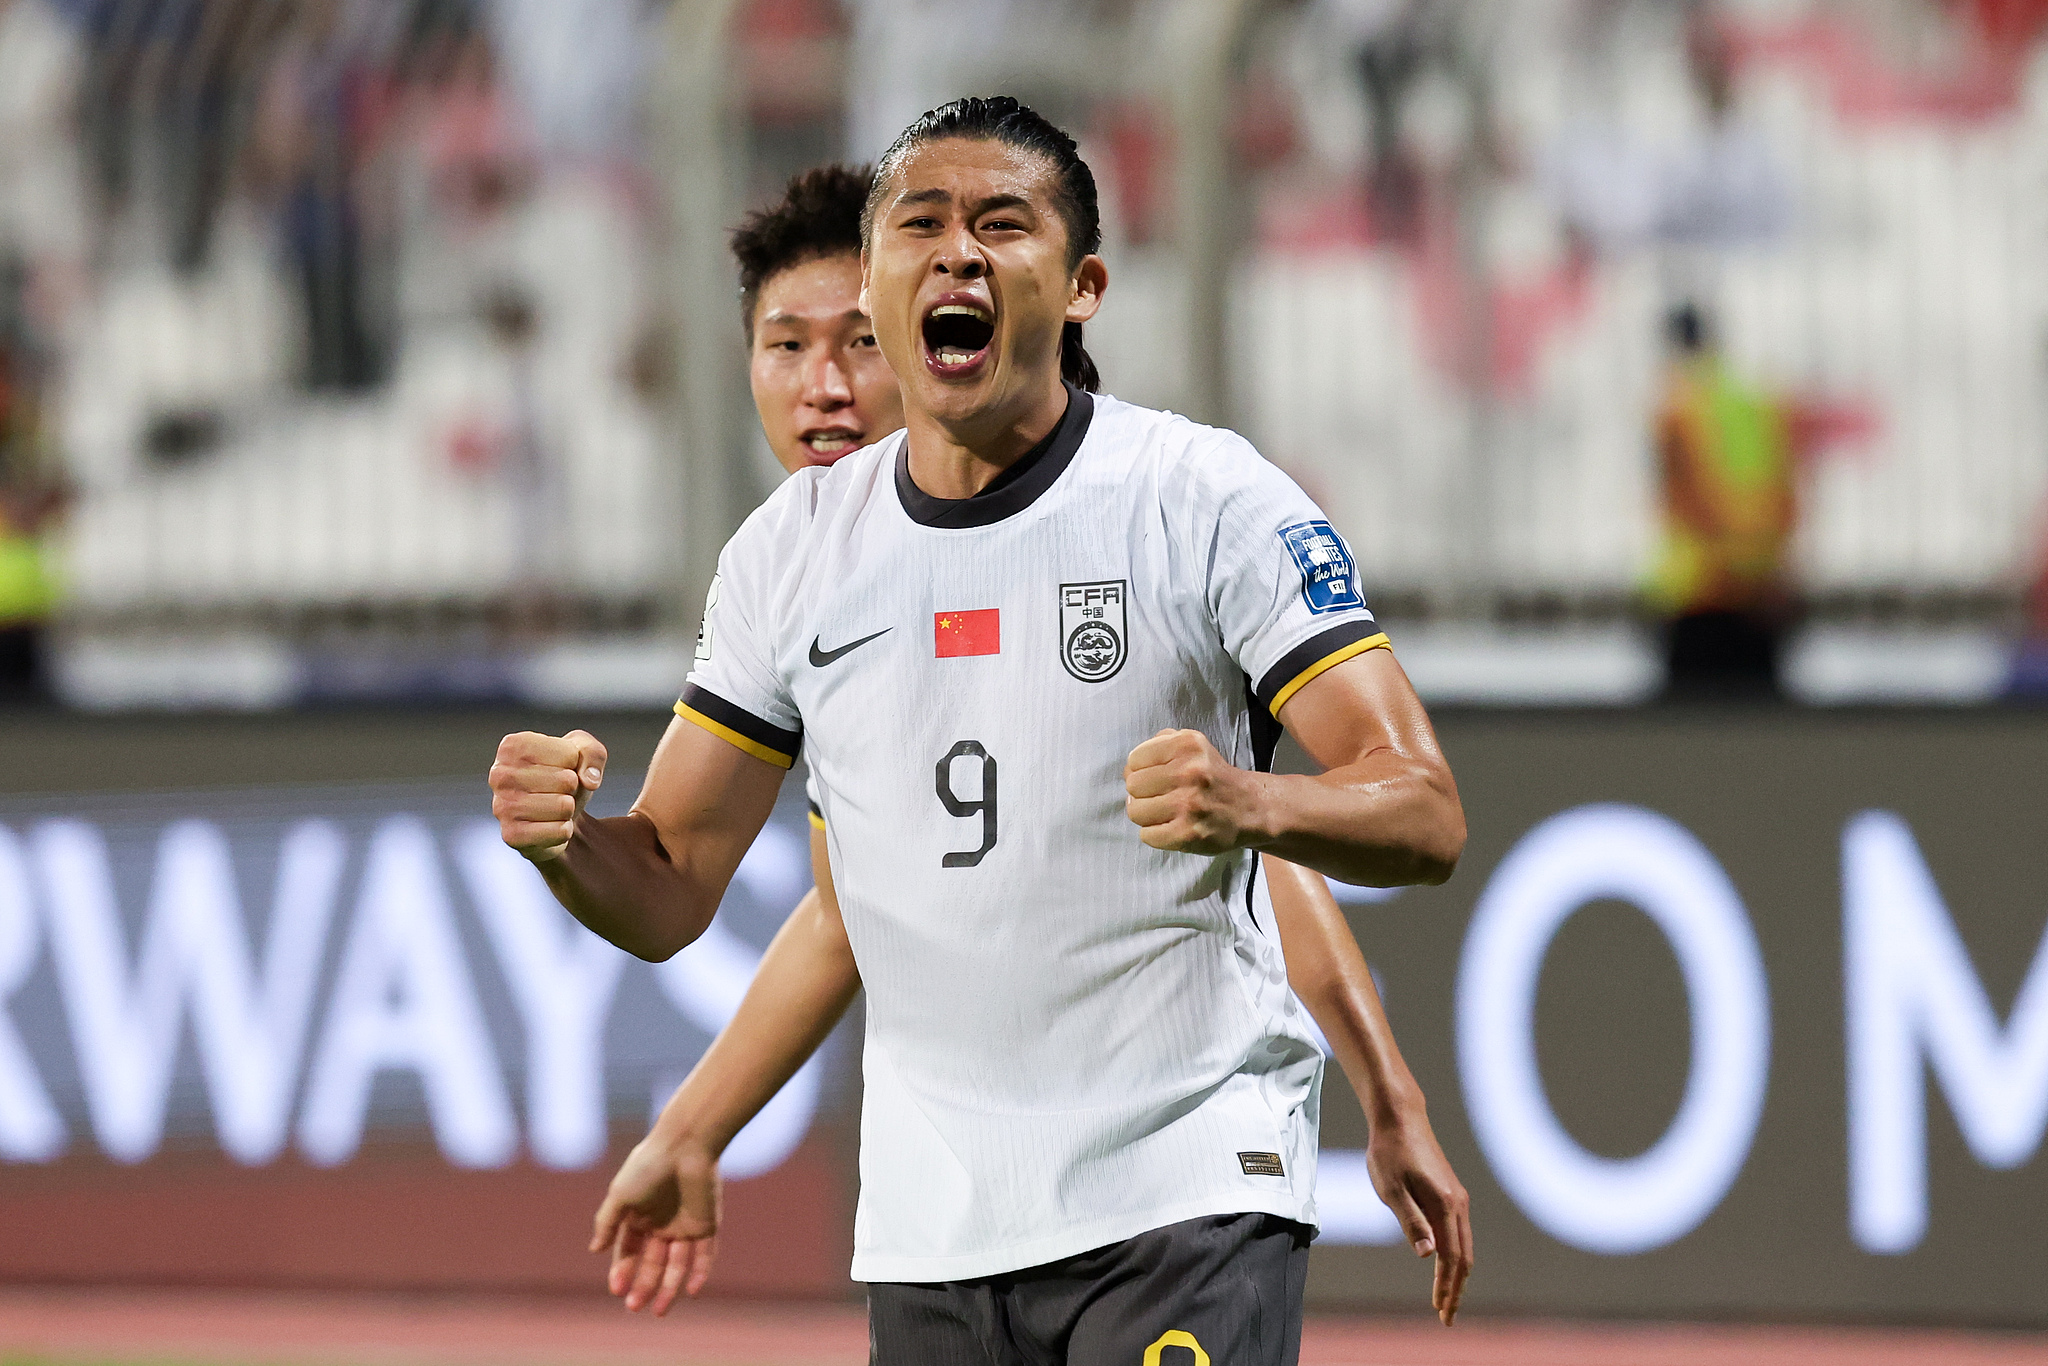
[673, 700, 797, 769]
[1269, 632, 1391, 717]
[807, 810, 826, 831]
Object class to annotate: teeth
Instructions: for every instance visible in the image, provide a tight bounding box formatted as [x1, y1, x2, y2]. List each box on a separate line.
[931, 304, 991, 321]
[937, 348, 978, 364]
[807, 434, 856, 452]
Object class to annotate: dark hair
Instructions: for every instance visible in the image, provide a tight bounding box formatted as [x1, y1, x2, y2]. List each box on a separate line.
[862, 96, 1102, 393]
[1667, 300, 1710, 354]
[731, 163, 874, 336]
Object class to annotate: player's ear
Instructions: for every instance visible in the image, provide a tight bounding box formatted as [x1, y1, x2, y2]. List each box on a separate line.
[858, 250, 872, 317]
[1066, 254, 1107, 326]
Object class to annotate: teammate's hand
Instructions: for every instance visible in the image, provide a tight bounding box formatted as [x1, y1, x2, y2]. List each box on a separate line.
[1367, 1109, 1473, 1326]
[1123, 728, 1263, 855]
[490, 730, 608, 863]
[589, 1133, 722, 1314]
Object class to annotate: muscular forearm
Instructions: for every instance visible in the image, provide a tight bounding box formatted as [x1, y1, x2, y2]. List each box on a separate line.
[1246, 756, 1462, 888]
[1260, 649, 1464, 887]
[649, 888, 861, 1156]
[497, 719, 787, 962]
[1265, 855, 1423, 1127]
[1126, 650, 1463, 887]
[537, 813, 721, 962]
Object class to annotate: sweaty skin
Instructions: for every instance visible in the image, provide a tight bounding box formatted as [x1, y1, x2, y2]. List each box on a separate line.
[861, 138, 1106, 495]
[492, 145, 1469, 1323]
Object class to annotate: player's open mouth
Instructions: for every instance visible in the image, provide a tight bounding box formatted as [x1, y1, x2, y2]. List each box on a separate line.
[801, 428, 863, 463]
[921, 297, 994, 378]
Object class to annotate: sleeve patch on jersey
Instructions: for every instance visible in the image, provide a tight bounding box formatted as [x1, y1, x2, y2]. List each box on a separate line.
[675, 683, 801, 769]
[1279, 520, 1363, 615]
[1256, 620, 1391, 717]
[1238, 1151, 1286, 1177]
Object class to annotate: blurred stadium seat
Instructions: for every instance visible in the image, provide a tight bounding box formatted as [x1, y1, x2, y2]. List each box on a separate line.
[2, 0, 2043, 705]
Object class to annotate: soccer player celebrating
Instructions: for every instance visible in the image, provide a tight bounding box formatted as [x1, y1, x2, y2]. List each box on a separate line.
[491, 101, 1467, 1361]
[585, 159, 1468, 1326]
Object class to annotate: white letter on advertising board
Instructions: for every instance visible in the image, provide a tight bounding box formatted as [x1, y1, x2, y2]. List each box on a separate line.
[1845, 811, 2048, 1254]
[456, 819, 627, 1170]
[0, 824, 64, 1161]
[1458, 804, 1770, 1254]
[299, 816, 516, 1169]
[33, 817, 344, 1164]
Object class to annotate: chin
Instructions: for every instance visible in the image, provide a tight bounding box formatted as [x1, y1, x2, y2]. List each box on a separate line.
[912, 374, 994, 422]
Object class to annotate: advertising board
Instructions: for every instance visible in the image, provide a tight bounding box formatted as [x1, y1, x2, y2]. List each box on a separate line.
[4, 710, 2043, 1322]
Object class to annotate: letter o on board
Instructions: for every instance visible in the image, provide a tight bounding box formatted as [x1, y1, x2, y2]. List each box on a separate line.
[1457, 804, 1770, 1254]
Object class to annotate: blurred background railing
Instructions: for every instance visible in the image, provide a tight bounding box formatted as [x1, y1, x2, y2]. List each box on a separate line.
[3, 0, 2047, 708]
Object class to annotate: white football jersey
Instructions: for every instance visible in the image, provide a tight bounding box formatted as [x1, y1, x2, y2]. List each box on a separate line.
[682, 388, 1389, 1283]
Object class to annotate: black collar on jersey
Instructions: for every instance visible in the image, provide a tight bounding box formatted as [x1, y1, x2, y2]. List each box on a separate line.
[894, 384, 1095, 529]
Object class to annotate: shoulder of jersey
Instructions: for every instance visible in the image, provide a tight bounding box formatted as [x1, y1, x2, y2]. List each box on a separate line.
[745, 434, 898, 534]
[1088, 391, 1270, 489]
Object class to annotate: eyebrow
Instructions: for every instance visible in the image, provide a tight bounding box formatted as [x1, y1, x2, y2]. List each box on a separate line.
[893, 189, 1036, 218]
[759, 308, 872, 328]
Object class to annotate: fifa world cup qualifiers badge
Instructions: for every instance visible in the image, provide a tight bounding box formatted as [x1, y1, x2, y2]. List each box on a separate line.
[1060, 580, 1127, 681]
[1280, 520, 1364, 614]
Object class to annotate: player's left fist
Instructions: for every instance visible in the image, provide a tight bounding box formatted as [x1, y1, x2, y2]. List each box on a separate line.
[1124, 728, 1264, 855]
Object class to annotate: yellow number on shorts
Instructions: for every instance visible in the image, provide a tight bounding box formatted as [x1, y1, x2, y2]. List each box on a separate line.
[1142, 1329, 1210, 1366]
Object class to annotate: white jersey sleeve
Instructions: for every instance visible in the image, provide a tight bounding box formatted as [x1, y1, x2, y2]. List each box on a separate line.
[1181, 431, 1390, 721]
[676, 479, 813, 770]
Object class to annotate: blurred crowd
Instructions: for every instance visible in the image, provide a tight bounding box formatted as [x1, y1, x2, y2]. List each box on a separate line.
[2, 0, 2047, 705]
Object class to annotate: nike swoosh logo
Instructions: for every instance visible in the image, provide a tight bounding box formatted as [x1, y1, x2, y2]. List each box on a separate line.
[809, 628, 892, 666]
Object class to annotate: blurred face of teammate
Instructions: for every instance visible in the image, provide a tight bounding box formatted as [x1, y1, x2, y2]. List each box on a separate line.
[749, 254, 905, 473]
[862, 138, 1106, 435]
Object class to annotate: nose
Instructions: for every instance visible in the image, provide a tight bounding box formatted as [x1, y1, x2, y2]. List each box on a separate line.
[933, 224, 987, 279]
[804, 349, 854, 409]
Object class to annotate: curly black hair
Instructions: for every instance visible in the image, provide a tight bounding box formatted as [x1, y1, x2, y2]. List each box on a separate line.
[731, 163, 875, 336]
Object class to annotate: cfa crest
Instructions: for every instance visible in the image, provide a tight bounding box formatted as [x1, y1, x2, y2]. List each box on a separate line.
[1060, 580, 1127, 682]
[1279, 520, 1363, 614]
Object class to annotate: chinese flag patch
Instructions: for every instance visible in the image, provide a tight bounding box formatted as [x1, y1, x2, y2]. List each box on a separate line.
[934, 608, 1000, 657]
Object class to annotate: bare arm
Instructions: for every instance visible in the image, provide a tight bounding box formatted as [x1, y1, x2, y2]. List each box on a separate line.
[639, 826, 858, 1158]
[1265, 855, 1472, 1325]
[1125, 648, 1465, 887]
[490, 718, 785, 961]
[591, 826, 862, 1313]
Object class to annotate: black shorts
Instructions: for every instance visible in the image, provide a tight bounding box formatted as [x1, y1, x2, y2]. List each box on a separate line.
[866, 1212, 1312, 1366]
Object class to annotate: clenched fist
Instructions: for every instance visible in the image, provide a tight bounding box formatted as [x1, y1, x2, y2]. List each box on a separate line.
[491, 729, 608, 862]
[1124, 728, 1264, 855]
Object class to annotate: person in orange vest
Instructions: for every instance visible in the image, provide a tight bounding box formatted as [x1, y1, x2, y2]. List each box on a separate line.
[1646, 302, 1797, 696]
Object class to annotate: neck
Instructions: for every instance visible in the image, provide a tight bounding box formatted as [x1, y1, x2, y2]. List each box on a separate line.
[903, 375, 1070, 500]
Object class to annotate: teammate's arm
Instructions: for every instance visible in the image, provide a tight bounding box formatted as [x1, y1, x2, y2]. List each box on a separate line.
[1264, 856, 1472, 1325]
[490, 717, 785, 960]
[1125, 647, 1463, 888]
[591, 825, 860, 1314]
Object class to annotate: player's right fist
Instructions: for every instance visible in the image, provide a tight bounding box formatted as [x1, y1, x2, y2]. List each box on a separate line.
[490, 729, 608, 863]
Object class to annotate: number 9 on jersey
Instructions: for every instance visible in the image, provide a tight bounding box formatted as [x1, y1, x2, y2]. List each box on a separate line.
[935, 741, 999, 868]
